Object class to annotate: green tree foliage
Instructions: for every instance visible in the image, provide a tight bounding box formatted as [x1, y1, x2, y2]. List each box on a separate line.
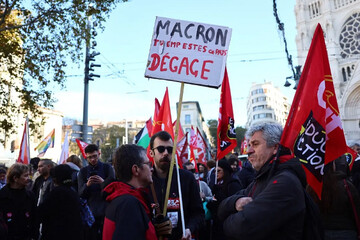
[207, 119, 247, 155]
[235, 126, 247, 153]
[0, 0, 127, 142]
[92, 125, 125, 162]
[207, 119, 218, 147]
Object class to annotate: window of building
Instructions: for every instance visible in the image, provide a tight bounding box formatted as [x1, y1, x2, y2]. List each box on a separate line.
[185, 114, 191, 124]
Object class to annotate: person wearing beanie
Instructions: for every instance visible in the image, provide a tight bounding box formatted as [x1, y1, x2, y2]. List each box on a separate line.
[39, 164, 83, 240]
[207, 158, 243, 239]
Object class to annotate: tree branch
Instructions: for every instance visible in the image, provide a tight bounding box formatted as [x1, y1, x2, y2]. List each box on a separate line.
[0, 6, 71, 32]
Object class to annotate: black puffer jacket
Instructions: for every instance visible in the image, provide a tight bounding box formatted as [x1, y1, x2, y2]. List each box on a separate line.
[218, 156, 307, 240]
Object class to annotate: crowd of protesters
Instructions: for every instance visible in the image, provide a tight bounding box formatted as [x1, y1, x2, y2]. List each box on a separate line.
[0, 123, 360, 240]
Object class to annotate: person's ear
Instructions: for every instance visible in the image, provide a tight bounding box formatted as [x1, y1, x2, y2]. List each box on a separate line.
[149, 149, 154, 158]
[273, 144, 279, 155]
[131, 165, 139, 176]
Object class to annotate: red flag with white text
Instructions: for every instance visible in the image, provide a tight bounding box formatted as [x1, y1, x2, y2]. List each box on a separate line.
[17, 118, 30, 164]
[76, 139, 88, 159]
[240, 138, 248, 155]
[217, 68, 237, 160]
[280, 24, 357, 199]
[196, 128, 207, 165]
[176, 132, 189, 168]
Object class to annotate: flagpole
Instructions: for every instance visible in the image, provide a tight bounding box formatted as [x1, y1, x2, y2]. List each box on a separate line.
[175, 154, 186, 237]
[163, 82, 185, 215]
[215, 158, 218, 185]
[26, 116, 30, 163]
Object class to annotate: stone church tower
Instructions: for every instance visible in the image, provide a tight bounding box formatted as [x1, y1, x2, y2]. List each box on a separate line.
[295, 0, 360, 144]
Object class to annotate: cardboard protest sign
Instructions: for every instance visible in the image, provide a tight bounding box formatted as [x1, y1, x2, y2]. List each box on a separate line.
[145, 16, 232, 88]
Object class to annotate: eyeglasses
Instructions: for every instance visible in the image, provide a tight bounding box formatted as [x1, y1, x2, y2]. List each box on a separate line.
[86, 154, 98, 160]
[152, 146, 173, 154]
[141, 161, 153, 168]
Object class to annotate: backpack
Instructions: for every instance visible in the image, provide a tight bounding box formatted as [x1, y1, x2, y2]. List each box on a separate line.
[302, 190, 324, 240]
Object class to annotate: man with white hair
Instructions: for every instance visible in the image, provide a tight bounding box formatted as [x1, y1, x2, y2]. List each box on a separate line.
[218, 122, 307, 240]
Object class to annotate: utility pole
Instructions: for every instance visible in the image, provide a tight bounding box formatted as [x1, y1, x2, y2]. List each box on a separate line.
[82, 11, 101, 143]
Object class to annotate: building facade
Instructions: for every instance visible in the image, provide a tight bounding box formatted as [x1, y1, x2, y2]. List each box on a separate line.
[295, 0, 360, 144]
[246, 82, 290, 128]
[178, 101, 212, 149]
[0, 108, 63, 167]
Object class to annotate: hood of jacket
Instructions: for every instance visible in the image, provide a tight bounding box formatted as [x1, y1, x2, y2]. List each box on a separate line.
[256, 154, 307, 188]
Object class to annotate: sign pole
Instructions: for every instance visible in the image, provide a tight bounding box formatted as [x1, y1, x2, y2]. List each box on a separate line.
[162, 82, 185, 216]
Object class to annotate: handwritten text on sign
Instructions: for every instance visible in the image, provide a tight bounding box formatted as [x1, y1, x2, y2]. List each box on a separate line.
[145, 17, 232, 88]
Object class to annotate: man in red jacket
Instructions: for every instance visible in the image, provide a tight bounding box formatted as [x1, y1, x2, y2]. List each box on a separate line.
[102, 144, 171, 240]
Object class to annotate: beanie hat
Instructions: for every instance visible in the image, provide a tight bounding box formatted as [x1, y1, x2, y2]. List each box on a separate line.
[50, 164, 73, 186]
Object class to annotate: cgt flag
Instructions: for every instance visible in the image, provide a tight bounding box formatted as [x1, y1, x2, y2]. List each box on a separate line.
[76, 139, 88, 159]
[280, 24, 357, 199]
[217, 67, 237, 160]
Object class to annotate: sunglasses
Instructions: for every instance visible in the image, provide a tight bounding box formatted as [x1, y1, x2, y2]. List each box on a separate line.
[152, 146, 173, 154]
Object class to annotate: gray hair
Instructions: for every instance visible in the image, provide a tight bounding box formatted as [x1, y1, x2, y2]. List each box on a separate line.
[245, 122, 283, 147]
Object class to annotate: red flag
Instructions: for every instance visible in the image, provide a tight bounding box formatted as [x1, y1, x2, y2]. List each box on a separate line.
[196, 128, 207, 165]
[280, 24, 357, 198]
[173, 120, 185, 142]
[76, 139, 88, 159]
[151, 88, 174, 139]
[176, 132, 189, 168]
[240, 138, 248, 155]
[17, 118, 30, 164]
[151, 98, 161, 137]
[217, 68, 237, 160]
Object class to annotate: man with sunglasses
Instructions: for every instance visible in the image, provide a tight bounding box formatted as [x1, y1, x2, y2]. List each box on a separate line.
[78, 144, 115, 240]
[149, 131, 204, 240]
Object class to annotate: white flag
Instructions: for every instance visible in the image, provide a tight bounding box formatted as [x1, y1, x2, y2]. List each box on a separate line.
[58, 131, 69, 164]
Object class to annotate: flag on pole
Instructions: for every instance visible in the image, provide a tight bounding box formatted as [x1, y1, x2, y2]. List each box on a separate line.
[134, 118, 152, 149]
[34, 129, 55, 157]
[196, 127, 207, 165]
[240, 138, 248, 155]
[17, 117, 30, 164]
[280, 24, 357, 198]
[173, 120, 185, 142]
[217, 68, 237, 160]
[76, 139, 88, 159]
[58, 131, 69, 165]
[176, 132, 189, 168]
[151, 88, 174, 139]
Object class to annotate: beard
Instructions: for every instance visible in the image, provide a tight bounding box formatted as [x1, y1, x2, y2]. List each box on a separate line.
[157, 156, 171, 172]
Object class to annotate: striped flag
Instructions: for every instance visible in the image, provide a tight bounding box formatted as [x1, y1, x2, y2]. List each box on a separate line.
[134, 118, 152, 149]
[17, 117, 30, 164]
[34, 129, 55, 157]
[58, 131, 69, 164]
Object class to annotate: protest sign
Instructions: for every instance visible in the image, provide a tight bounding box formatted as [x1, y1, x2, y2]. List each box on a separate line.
[145, 16, 232, 88]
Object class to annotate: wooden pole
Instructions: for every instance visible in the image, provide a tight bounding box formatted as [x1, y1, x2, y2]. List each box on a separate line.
[162, 82, 185, 215]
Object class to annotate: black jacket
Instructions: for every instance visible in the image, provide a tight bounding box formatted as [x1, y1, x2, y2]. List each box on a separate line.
[0, 185, 38, 240]
[218, 157, 307, 240]
[39, 185, 83, 240]
[78, 161, 115, 217]
[151, 168, 204, 240]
